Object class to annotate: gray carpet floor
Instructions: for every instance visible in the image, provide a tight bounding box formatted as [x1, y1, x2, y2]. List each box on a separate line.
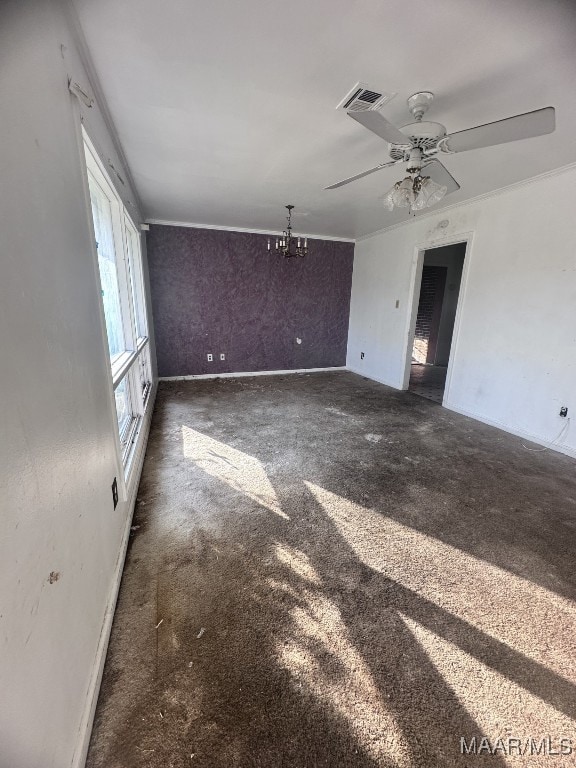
[86, 371, 576, 768]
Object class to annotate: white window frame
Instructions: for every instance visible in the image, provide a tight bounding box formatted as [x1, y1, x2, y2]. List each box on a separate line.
[83, 129, 152, 480]
[124, 215, 149, 343]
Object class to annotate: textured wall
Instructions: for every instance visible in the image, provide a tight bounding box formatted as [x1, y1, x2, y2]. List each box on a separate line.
[147, 225, 354, 377]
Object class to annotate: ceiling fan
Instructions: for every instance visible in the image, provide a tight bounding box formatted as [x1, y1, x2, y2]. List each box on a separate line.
[325, 91, 555, 211]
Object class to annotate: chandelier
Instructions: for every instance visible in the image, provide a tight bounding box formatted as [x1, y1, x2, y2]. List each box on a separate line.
[383, 173, 447, 212]
[267, 205, 307, 258]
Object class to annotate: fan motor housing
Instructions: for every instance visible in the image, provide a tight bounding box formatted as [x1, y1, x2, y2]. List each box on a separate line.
[388, 121, 447, 160]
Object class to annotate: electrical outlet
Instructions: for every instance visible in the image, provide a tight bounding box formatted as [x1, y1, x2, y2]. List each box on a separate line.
[560, 406, 568, 417]
[361, 352, 365, 359]
[220, 353, 225, 361]
[207, 353, 213, 362]
[111, 477, 118, 510]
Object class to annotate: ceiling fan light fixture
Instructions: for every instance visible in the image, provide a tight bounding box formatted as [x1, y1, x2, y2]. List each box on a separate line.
[383, 187, 395, 211]
[393, 190, 414, 208]
[411, 177, 448, 210]
[383, 174, 447, 213]
[422, 177, 448, 207]
[328, 90, 555, 212]
[391, 177, 416, 208]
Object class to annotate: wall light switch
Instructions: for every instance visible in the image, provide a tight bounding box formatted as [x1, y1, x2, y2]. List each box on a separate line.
[220, 353, 225, 361]
[207, 353, 213, 362]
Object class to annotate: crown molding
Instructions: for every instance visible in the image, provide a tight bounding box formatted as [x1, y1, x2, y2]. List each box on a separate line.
[58, 2, 576, 250]
[146, 161, 576, 245]
[356, 160, 576, 243]
[145, 219, 355, 243]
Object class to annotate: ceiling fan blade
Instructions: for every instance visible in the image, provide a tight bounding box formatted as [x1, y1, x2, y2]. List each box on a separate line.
[325, 160, 399, 190]
[442, 107, 555, 153]
[422, 159, 460, 194]
[348, 110, 411, 146]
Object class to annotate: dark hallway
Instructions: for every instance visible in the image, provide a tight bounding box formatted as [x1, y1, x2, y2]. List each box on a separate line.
[409, 243, 465, 404]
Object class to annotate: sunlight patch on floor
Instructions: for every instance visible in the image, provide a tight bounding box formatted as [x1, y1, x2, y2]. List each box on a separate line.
[276, 586, 412, 766]
[274, 542, 322, 585]
[400, 613, 576, 762]
[181, 425, 289, 519]
[305, 482, 576, 684]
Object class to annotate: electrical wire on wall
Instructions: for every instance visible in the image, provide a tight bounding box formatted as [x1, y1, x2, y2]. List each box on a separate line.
[521, 418, 571, 453]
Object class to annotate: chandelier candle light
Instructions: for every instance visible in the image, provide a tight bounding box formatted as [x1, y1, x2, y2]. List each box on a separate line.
[268, 205, 307, 258]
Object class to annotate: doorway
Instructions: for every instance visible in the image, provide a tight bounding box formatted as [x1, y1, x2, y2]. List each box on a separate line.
[408, 242, 466, 404]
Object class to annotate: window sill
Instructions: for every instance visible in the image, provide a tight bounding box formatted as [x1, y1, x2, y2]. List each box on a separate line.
[112, 351, 137, 390]
[111, 338, 150, 389]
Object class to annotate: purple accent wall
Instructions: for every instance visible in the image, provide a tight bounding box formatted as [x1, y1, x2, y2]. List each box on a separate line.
[147, 225, 354, 377]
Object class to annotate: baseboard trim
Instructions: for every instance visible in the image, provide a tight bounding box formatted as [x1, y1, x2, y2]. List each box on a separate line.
[159, 366, 346, 381]
[71, 384, 158, 768]
[347, 368, 575, 459]
[346, 366, 404, 390]
[444, 402, 576, 459]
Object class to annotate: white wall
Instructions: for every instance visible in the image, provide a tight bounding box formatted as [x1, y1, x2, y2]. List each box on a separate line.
[347, 165, 576, 457]
[0, 2, 155, 766]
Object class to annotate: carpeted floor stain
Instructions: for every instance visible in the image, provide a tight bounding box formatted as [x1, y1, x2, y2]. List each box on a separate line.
[86, 372, 576, 768]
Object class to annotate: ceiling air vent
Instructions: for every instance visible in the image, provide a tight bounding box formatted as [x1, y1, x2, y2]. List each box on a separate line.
[336, 82, 396, 112]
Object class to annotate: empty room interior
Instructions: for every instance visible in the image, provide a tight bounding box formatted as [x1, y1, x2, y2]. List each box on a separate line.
[2, 1, 576, 766]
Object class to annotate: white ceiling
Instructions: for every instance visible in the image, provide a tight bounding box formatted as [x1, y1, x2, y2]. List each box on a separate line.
[72, 0, 576, 240]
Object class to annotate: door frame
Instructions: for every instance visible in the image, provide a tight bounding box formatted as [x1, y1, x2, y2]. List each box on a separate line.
[401, 232, 474, 406]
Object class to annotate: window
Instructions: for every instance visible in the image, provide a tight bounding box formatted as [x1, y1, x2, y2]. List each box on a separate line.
[89, 176, 126, 361]
[84, 131, 152, 477]
[115, 377, 132, 440]
[124, 216, 148, 342]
